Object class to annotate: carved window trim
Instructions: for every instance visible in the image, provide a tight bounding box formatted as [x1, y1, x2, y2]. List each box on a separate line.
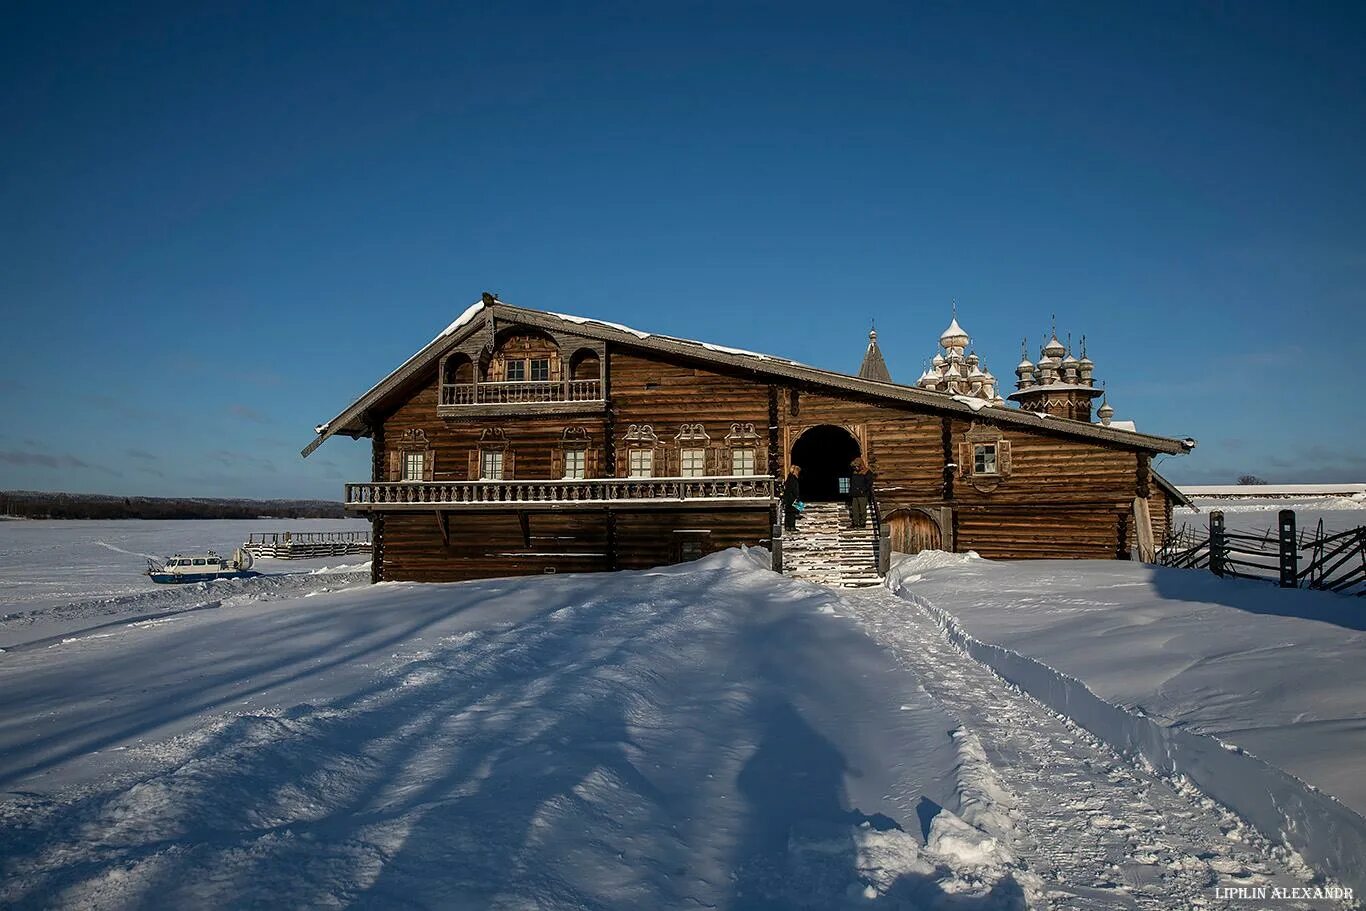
[554, 426, 593, 480]
[471, 427, 514, 481]
[957, 422, 1012, 492]
[391, 429, 433, 482]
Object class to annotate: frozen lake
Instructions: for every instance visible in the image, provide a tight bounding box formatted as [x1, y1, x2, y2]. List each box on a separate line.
[0, 518, 372, 614]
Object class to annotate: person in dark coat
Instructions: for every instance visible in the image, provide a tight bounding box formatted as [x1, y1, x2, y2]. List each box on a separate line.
[849, 458, 874, 528]
[782, 465, 802, 532]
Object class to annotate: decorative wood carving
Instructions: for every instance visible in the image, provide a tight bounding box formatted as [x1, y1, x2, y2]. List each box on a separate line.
[675, 423, 710, 443]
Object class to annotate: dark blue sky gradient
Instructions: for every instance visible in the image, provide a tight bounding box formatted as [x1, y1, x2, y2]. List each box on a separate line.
[3, 2, 1363, 498]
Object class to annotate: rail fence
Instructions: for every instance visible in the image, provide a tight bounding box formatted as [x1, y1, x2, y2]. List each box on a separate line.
[242, 531, 373, 560]
[1157, 510, 1364, 595]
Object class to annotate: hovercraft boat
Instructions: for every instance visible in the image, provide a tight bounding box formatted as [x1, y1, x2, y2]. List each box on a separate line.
[147, 548, 259, 584]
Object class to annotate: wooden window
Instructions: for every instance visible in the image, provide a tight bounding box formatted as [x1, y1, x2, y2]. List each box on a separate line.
[481, 449, 505, 480]
[680, 448, 706, 477]
[973, 443, 998, 475]
[628, 449, 654, 478]
[505, 360, 526, 382]
[403, 451, 425, 482]
[731, 448, 756, 476]
[563, 449, 586, 479]
[530, 358, 551, 381]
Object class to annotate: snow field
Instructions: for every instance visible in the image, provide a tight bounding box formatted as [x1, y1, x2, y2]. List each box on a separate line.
[1, 549, 1041, 910]
[880, 551, 1366, 904]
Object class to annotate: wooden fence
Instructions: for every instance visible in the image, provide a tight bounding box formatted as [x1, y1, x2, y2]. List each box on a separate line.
[1157, 510, 1364, 595]
[242, 531, 373, 560]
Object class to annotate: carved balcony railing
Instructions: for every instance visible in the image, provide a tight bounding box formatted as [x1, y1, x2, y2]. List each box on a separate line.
[345, 476, 777, 510]
[439, 379, 603, 407]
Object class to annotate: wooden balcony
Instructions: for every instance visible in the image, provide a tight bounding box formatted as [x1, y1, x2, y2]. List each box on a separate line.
[345, 476, 777, 512]
[438, 379, 603, 414]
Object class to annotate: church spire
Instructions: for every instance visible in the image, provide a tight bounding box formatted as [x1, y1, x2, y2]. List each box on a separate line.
[858, 325, 892, 383]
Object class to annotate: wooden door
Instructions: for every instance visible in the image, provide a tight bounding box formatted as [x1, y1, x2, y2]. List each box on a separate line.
[886, 510, 942, 554]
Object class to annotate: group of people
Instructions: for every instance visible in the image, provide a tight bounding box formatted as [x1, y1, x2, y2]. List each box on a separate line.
[781, 459, 874, 532]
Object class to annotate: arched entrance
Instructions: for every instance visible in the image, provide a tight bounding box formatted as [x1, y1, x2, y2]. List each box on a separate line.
[790, 425, 861, 502]
[884, 509, 943, 554]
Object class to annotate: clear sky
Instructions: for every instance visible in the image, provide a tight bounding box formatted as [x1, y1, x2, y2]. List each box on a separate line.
[3, 1, 1363, 499]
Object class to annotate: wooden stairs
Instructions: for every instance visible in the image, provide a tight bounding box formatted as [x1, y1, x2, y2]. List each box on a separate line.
[782, 502, 884, 588]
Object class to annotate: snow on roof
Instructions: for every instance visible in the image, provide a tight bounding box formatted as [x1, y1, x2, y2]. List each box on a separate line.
[1106, 420, 1137, 432]
[952, 395, 995, 412]
[940, 317, 968, 340]
[550, 312, 652, 339]
[434, 299, 487, 342]
[1180, 483, 1366, 497]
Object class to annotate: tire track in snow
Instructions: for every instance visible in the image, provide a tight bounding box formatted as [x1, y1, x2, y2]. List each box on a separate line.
[837, 586, 1339, 910]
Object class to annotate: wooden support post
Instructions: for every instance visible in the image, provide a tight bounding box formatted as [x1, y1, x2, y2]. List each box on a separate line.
[605, 509, 618, 572]
[940, 417, 954, 501]
[879, 523, 891, 576]
[772, 522, 783, 573]
[1278, 509, 1298, 588]
[435, 511, 449, 547]
[767, 385, 780, 478]
[518, 511, 531, 547]
[1209, 510, 1226, 577]
[371, 515, 384, 584]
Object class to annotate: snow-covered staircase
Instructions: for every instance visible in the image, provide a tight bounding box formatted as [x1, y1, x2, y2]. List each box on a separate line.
[782, 502, 884, 588]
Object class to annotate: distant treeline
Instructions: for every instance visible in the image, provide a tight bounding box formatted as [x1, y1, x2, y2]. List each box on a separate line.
[0, 490, 347, 520]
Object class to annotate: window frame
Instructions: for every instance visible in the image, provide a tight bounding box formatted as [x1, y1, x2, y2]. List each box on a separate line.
[628, 448, 654, 478]
[562, 448, 586, 480]
[679, 447, 706, 478]
[403, 450, 426, 482]
[529, 357, 551, 382]
[504, 359, 527, 382]
[731, 447, 756, 477]
[480, 448, 505, 480]
[973, 443, 999, 476]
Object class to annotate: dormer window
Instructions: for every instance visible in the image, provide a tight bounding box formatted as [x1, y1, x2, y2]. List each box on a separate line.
[505, 360, 526, 382]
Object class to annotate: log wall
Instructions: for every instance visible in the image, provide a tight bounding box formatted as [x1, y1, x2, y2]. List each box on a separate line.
[368, 332, 1166, 581]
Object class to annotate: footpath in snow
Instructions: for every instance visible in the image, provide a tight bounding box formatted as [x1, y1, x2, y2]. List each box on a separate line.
[880, 550, 1366, 900]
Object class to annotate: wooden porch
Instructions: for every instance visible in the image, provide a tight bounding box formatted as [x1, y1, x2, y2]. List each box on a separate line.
[345, 476, 777, 511]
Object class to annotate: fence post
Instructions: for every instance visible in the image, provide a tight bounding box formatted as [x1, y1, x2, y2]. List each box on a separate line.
[771, 523, 784, 573]
[879, 523, 891, 576]
[1209, 511, 1226, 578]
[1278, 509, 1298, 588]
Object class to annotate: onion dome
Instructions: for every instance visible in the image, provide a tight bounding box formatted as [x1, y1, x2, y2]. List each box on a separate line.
[1097, 399, 1115, 425]
[1042, 335, 1066, 359]
[932, 352, 945, 367]
[940, 317, 970, 351]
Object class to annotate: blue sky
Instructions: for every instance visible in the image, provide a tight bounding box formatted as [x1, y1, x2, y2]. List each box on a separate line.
[3, 1, 1363, 499]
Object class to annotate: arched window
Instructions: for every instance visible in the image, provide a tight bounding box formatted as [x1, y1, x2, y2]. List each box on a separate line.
[440, 355, 475, 405]
[569, 349, 600, 380]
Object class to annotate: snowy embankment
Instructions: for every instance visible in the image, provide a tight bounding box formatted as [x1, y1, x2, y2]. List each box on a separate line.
[886, 551, 1366, 898]
[0, 550, 1038, 909]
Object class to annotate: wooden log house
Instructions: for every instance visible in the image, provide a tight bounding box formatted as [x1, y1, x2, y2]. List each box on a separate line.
[303, 294, 1196, 584]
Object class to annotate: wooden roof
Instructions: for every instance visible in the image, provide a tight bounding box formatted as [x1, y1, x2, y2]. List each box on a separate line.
[303, 299, 1197, 458]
